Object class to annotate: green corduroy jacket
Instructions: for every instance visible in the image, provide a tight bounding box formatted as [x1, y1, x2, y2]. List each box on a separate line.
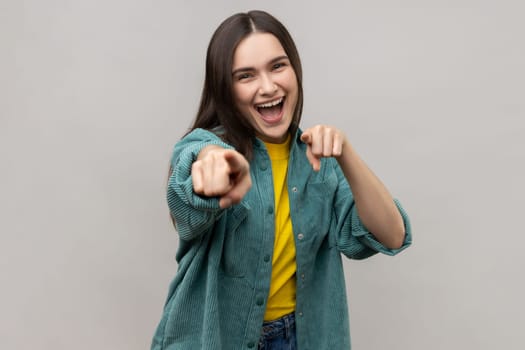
[151, 128, 412, 350]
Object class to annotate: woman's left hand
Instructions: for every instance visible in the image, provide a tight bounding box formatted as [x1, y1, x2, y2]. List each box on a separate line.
[300, 125, 349, 171]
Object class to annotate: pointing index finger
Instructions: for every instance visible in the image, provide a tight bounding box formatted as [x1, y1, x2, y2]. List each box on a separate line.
[223, 150, 248, 174]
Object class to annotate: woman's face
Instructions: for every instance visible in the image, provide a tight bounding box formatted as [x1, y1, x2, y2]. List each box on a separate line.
[232, 32, 298, 143]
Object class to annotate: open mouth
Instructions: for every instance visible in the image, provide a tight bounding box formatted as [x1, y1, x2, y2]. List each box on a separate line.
[255, 97, 285, 121]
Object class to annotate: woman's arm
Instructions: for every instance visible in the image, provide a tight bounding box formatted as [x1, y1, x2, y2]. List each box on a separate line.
[166, 129, 250, 240]
[300, 125, 405, 249]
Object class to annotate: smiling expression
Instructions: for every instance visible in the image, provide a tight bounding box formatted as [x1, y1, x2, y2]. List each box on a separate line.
[232, 33, 299, 144]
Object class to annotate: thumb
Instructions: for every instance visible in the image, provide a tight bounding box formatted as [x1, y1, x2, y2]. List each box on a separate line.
[305, 144, 321, 172]
[300, 132, 311, 144]
[301, 131, 320, 171]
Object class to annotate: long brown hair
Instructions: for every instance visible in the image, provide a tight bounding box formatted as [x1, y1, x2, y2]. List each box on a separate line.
[189, 10, 304, 159]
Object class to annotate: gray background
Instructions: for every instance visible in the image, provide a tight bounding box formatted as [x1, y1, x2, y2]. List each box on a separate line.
[1, 0, 524, 349]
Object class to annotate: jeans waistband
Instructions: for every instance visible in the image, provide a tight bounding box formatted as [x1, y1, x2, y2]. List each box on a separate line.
[261, 312, 295, 340]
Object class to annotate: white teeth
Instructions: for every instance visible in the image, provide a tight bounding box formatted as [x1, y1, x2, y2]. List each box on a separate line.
[256, 97, 283, 108]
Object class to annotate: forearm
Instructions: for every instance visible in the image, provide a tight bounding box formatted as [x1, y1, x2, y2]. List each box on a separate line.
[167, 131, 233, 238]
[336, 143, 405, 249]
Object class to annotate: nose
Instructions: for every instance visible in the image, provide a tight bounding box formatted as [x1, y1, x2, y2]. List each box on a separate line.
[258, 73, 278, 95]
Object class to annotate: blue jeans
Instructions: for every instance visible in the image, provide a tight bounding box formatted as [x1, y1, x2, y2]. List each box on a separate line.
[258, 312, 297, 350]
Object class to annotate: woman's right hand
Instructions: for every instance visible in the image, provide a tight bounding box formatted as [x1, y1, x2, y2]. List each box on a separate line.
[192, 146, 252, 208]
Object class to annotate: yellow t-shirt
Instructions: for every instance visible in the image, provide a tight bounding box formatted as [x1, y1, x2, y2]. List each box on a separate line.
[263, 135, 297, 321]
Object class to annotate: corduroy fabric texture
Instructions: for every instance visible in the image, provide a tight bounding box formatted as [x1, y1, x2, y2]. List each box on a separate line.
[151, 128, 412, 350]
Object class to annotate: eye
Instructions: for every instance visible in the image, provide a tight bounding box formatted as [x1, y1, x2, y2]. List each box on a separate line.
[272, 62, 287, 70]
[235, 72, 254, 81]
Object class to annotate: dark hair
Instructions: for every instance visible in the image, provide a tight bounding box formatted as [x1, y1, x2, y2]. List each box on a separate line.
[188, 10, 304, 159]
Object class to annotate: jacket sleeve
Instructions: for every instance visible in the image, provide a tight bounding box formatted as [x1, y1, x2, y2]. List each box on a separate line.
[331, 160, 412, 260]
[167, 128, 235, 241]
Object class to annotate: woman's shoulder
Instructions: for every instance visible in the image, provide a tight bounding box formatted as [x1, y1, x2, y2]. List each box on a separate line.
[179, 128, 224, 143]
[173, 127, 232, 151]
[170, 128, 234, 166]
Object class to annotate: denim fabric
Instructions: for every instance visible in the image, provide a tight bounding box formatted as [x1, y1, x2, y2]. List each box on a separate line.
[258, 313, 297, 350]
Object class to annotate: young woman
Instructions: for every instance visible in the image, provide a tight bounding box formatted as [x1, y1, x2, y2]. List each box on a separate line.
[151, 10, 412, 350]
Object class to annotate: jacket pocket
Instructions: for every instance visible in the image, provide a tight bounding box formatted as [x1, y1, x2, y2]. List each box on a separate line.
[303, 169, 337, 233]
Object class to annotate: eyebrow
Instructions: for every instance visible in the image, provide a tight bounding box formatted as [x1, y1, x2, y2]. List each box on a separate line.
[232, 55, 290, 76]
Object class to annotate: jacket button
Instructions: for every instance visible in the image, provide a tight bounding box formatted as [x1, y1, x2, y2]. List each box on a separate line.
[256, 297, 264, 306]
[247, 341, 255, 348]
[291, 186, 298, 193]
[297, 233, 304, 240]
[267, 206, 274, 214]
[264, 254, 271, 262]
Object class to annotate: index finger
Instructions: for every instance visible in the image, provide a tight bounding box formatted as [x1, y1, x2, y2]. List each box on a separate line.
[223, 150, 249, 174]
